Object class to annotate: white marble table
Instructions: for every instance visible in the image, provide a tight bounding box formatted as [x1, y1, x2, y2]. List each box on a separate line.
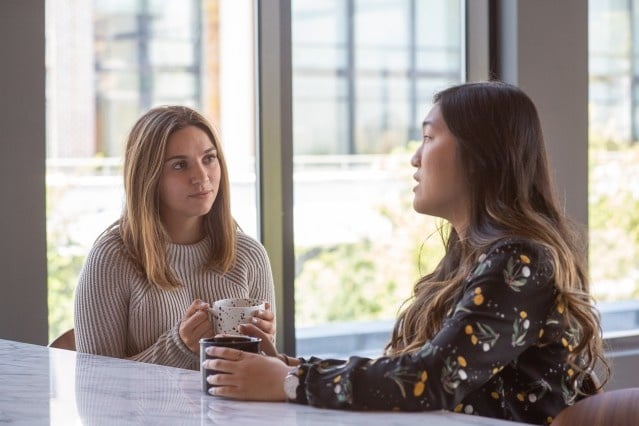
[0, 339, 524, 425]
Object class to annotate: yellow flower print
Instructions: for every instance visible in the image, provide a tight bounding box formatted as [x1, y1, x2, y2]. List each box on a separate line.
[539, 328, 544, 338]
[561, 337, 568, 347]
[470, 321, 500, 351]
[457, 356, 467, 367]
[491, 391, 500, 399]
[442, 355, 469, 393]
[512, 311, 530, 347]
[517, 392, 525, 402]
[520, 254, 531, 264]
[473, 293, 484, 305]
[454, 403, 463, 413]
[329, 373, 353, 404]
[465, 324, 473, 335]
[567, 368, 574, 377]
[556, 296, 565, 314]
[503, 255, 531, 291]
[386, 367, 427, 399]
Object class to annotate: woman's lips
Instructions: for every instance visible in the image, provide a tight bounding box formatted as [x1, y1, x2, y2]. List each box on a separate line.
[189, 190, 213, 198]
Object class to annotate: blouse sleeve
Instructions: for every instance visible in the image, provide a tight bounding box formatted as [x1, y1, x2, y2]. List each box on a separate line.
[294, 239, 556, 411]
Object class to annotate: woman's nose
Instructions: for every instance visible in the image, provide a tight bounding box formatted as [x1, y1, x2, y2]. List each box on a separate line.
[190, 164, 209, 184]
[410, 145, 421, 167]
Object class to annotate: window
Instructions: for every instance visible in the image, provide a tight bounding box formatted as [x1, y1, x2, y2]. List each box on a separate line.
[588, 0, 639, 333]
[45, 0, 257, 340]
[291, 0, 464, 358]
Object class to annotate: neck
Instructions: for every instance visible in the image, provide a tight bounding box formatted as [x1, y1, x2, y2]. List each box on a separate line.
[163, 217, 204, 244]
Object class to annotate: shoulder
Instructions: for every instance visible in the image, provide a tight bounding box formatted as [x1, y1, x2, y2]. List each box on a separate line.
[470, 237, 554, 286]
[85, 230, 131, 267]
[235, 231, 268, 256]
[483, 237, 550, 262]
[78, 230, 140, 290]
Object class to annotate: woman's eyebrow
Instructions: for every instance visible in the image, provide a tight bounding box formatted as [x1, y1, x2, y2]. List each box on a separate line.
[164, 147, 216, 162]
[164, 154, 186, 162]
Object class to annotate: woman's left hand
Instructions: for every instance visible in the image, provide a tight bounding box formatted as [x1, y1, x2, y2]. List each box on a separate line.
[203, 346, 290, 401]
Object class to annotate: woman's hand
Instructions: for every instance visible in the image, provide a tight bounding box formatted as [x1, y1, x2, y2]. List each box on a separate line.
[203, 346, 290, 401]
[238, 302, 277, 356]
[179, 299, 214, 353]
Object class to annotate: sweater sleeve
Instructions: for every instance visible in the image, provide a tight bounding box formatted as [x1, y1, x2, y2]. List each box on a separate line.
[239, 233, 276, 310]
[74, 235, 197, 369]
[293, 239, 556, 411]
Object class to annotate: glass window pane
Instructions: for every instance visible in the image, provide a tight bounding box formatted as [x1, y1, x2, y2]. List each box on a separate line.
[588, 0, 639, 332]
[46, 0, 257, 341]
[292, 0, 463, 358]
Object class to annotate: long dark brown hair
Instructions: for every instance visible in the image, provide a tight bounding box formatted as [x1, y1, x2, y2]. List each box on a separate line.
[387, 81, 608, 393]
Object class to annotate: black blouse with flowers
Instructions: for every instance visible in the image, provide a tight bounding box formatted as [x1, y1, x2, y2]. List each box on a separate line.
[291, 239, 579, 425]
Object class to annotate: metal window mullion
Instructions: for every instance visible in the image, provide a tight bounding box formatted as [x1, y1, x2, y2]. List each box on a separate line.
[255, 0, 295, 355]
[465, 0, 490, 82]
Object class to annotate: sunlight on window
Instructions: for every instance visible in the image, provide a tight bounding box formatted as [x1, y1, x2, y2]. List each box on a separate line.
[45, 0, 256, 340]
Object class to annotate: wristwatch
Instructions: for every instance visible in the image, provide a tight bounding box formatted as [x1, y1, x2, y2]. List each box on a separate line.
[283, 367, 300, 401]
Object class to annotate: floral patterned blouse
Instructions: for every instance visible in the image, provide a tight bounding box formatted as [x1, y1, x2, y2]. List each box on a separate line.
[290, 239, 578, 425]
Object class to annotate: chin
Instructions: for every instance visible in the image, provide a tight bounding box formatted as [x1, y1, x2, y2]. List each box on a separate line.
[412, 199, 426, 214]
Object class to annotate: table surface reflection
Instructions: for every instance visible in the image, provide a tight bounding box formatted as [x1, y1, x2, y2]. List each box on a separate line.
[0, 339, 524, 425]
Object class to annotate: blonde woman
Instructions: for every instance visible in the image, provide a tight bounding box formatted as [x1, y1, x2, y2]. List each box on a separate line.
[74, 106, 275, 370]
[201, 82, 609, 425]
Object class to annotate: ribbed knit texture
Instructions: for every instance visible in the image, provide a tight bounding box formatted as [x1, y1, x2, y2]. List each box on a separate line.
[74, 230, 274, 370]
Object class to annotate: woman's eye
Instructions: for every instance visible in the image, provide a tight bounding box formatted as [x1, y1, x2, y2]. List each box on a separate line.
[203, 154, 218, 164]
[423, 135, 432, 141]
[172, 161, 187, 170]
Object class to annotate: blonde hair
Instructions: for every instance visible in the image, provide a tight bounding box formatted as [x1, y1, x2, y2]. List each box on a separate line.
[107, 105, 236, 290]
[387, 82, 609, 395]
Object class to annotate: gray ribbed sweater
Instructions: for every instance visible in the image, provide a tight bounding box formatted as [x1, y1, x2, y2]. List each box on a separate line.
[73, 230, 274, 370]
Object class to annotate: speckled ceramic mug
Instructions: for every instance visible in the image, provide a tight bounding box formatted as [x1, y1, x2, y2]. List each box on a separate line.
[209, 298, 266, 335]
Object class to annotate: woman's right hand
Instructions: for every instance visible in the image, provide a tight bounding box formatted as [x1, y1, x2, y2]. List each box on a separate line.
[179, 299, 214, 353]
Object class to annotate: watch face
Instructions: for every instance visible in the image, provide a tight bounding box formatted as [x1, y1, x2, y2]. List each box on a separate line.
[284, 371, 300, 400]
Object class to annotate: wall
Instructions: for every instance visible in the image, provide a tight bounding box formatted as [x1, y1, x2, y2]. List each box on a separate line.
[0, 0, 48, 344]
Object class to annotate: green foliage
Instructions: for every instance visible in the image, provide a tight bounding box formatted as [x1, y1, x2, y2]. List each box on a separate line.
[47, 234, 84, 341]
[294, 184, 445, 327]
[588, 141, 639, 301]
[46, 186, 85, 342]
